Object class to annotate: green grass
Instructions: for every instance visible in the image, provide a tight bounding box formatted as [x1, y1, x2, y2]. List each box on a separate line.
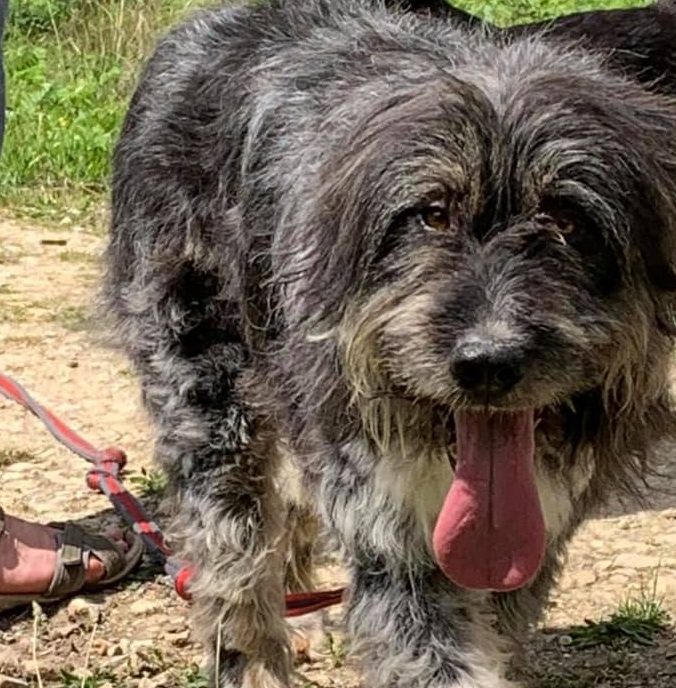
[458, 0, 652, 26]
[327, 632, 348, 669]
[0, 0, 656, 224]
[1, 0, 208, 224]
[59, 669, 120, 688]
[568, 583, 671, 648]
[181, 665, 210, 688]
[129, 466, 168, 499]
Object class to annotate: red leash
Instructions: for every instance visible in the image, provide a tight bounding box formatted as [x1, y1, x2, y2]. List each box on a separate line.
[0, 371, 345, 616]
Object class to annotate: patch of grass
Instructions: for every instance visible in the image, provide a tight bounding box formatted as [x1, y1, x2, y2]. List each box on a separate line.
[129, 466, 168, 499]
[0, 301, 32, 322]
[538, 678, 594, 688]
[0, 447, 37, 466]
[569, 581, 670, 648]
[58, 250, 97, 264]
[1, 334, 43, 346]
[59, 668, 119, 687]
[327, 632, 347, 669]
[58, 304, 91, 331]
[181, 665, 210, 688]
[457, 0, 653, 27]
[2, 0, 208, 224]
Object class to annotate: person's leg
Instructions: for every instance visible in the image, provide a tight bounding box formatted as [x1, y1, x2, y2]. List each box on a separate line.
[0, 2, 133, 599]
[0, 514, 120, 594]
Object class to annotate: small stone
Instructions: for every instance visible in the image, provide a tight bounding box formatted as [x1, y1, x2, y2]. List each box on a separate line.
[0, 677, 29, 688]
[103, 654, 128, 670]
[595, 560, 614, 572]
[145, 671, 172, 688]
[573, 570, 597, 586]
[129, 599, 164, 616]
[169, 629, 191, 647]
[558, 635, 574, 647]
[107, 643, 124, 657]
[92, 638, 109, 655]
[130, 639, 155, 653]
[665, 641, 676, 660]
[164, 618, 186, 632]
[50, 622, 80, 639]
[584, 655, 609, 669]
[607, 574, 630, 585]
[613, 553, 661, 570]
[67, 597, 101, 624]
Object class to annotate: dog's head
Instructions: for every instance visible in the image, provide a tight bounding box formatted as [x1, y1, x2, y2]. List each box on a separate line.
[277, 35, 676, 591]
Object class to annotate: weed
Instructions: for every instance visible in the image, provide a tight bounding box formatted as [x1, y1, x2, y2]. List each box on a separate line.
[0, 447, 37, 466]
[59, 668, 119, 688]
[129, 466, 168, 499]
[182, 665, 210, 688]
[58, 304, 91, 331]
[1, 334, 42, 346]
[327, 632, 347, 669]
[569, 577, 670, 647]
[457, 0, 652, 27]
[538, 677, 594, 688]
[0, 301, 32, 322]
[58, 250, 96, 264]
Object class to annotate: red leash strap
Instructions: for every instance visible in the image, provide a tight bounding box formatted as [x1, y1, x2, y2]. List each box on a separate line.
[0, 372, 345, 616]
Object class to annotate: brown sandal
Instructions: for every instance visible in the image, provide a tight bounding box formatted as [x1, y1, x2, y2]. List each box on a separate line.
[0, 507, 144, 613]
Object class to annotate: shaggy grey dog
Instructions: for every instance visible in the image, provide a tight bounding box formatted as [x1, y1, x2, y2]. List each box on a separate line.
[104, 1, 676, 686]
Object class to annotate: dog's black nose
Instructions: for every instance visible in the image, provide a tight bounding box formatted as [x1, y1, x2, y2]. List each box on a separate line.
[452, 340, 525, 395]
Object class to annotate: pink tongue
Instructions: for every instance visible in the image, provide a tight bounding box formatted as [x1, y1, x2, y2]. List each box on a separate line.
[432, 410, 545, 592]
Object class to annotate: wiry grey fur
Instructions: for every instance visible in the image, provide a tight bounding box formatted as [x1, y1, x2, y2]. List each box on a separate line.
[103, 1, 676, 686]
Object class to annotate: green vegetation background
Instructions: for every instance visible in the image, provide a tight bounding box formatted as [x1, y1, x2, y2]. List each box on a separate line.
[0, 0, 653, 224]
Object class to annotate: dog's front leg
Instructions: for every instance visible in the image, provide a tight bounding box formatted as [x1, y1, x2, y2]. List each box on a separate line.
[169, 437, 291, 688]
[317, 441, 518, 688]
[141, 356, 292, 687]
[345, 565, 518, 688]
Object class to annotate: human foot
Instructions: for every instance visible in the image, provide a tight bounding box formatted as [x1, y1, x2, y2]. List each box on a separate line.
[0, 513, 129, 595]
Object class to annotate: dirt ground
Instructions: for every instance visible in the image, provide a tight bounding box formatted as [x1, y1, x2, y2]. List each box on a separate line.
[1, 216, 676, 688]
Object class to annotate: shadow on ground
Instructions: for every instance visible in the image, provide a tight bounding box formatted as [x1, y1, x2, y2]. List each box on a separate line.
[517, 625, 676, 688]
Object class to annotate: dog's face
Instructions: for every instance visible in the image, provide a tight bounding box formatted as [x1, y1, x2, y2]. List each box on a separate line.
[276, 40, 676, 591]
[286, 43, 676, 423]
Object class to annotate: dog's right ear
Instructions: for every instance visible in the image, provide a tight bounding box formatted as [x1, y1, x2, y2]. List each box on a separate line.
[617, 88, 676, 333]
[627, 92, 676, 297]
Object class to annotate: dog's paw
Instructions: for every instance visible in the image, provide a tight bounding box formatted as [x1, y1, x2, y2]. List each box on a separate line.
[240, 663, 290, 688]
[288, 613, 331, 664]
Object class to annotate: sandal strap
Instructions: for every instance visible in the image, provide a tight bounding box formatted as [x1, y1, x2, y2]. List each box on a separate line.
[44, 523, 125, 598]
[0, 505, 5, 535]
[45, 523, 88, 597]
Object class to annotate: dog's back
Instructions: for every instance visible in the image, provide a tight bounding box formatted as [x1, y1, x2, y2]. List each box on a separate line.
[402, 0, 676, 93]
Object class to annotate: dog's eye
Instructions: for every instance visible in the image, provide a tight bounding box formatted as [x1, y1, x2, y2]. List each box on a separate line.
[419, 205, 450, 232]
[535, 212, 575, 235]
[536, 199, 583, 237]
